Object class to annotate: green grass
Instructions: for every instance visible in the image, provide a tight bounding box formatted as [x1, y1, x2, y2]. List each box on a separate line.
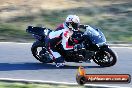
[0, 0, 132, 42]
[0, 82, 99, 88]
[0, 23, 33, 42]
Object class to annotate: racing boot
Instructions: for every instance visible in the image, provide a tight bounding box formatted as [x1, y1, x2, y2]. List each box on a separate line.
[55, 57, 65, 67]
[56, 63, 65, 67]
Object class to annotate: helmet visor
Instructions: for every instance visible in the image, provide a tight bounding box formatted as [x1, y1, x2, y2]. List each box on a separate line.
[71, 22, 79, 30]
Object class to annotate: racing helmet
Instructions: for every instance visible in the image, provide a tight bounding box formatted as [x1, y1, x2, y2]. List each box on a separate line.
[65, 15, 80, 31]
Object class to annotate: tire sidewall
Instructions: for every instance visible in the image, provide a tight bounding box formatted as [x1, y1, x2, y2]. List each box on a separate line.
[93, 48, 117, 67]
[31, 41, 51, 63]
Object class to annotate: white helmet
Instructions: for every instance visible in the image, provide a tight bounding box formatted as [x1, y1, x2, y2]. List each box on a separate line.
[65, 15, 80, 30]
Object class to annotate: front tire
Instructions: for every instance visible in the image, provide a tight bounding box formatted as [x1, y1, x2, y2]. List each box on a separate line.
[93, 48, 117, 67]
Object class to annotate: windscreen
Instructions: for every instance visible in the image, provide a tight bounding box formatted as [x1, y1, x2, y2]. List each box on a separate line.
[83, 26, 106, 44]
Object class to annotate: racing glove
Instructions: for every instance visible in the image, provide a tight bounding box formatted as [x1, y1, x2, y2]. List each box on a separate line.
[79, 24, 89, 29]
[73, 44, 83, 51]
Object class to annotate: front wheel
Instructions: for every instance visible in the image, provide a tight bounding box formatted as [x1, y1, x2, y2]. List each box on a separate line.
[93, 48, 117, 67]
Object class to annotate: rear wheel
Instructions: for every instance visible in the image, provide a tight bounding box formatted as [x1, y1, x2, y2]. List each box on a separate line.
[93, 48, 117, 67]
[31, 41, 52, 63]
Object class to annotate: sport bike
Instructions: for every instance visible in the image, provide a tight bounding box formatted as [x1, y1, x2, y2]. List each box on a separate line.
[26, 25, 117, 67]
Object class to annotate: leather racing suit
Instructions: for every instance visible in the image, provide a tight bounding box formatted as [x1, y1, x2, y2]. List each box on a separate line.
[48, 23, 74, 63]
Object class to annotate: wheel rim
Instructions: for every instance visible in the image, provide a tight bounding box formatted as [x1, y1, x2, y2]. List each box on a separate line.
[34, 47, 43, 59]
[95, 51, 114, 65]
[34, 46, 51, 62]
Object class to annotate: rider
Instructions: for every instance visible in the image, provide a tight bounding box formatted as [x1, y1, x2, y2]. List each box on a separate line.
[48, 15, 81, 67]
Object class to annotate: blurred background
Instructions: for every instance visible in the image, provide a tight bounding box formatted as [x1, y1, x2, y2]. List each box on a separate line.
[0, 0, 132, 43]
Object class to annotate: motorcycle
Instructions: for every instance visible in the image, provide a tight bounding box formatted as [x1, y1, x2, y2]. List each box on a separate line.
[26, 25, 117, 67]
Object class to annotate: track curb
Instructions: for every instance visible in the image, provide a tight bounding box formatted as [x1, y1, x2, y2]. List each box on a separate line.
[109, 44, 132, 47]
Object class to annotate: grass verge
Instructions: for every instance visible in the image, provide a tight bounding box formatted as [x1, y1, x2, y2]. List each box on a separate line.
[0, 82, 105, 88]
[0, 0, 132, 42]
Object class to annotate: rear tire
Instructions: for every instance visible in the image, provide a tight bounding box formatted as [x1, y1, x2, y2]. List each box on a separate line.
[31, 41, 52, 63]
[93, 48, 117, 67]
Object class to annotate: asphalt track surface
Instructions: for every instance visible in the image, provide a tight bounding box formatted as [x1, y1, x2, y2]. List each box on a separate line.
[0, 42, 131, 87]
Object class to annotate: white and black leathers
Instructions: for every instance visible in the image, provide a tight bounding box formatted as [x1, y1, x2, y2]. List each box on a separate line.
[48, 23, 74, 63]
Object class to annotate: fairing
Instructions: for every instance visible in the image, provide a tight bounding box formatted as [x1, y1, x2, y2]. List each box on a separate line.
[84, 26, 106, 46]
